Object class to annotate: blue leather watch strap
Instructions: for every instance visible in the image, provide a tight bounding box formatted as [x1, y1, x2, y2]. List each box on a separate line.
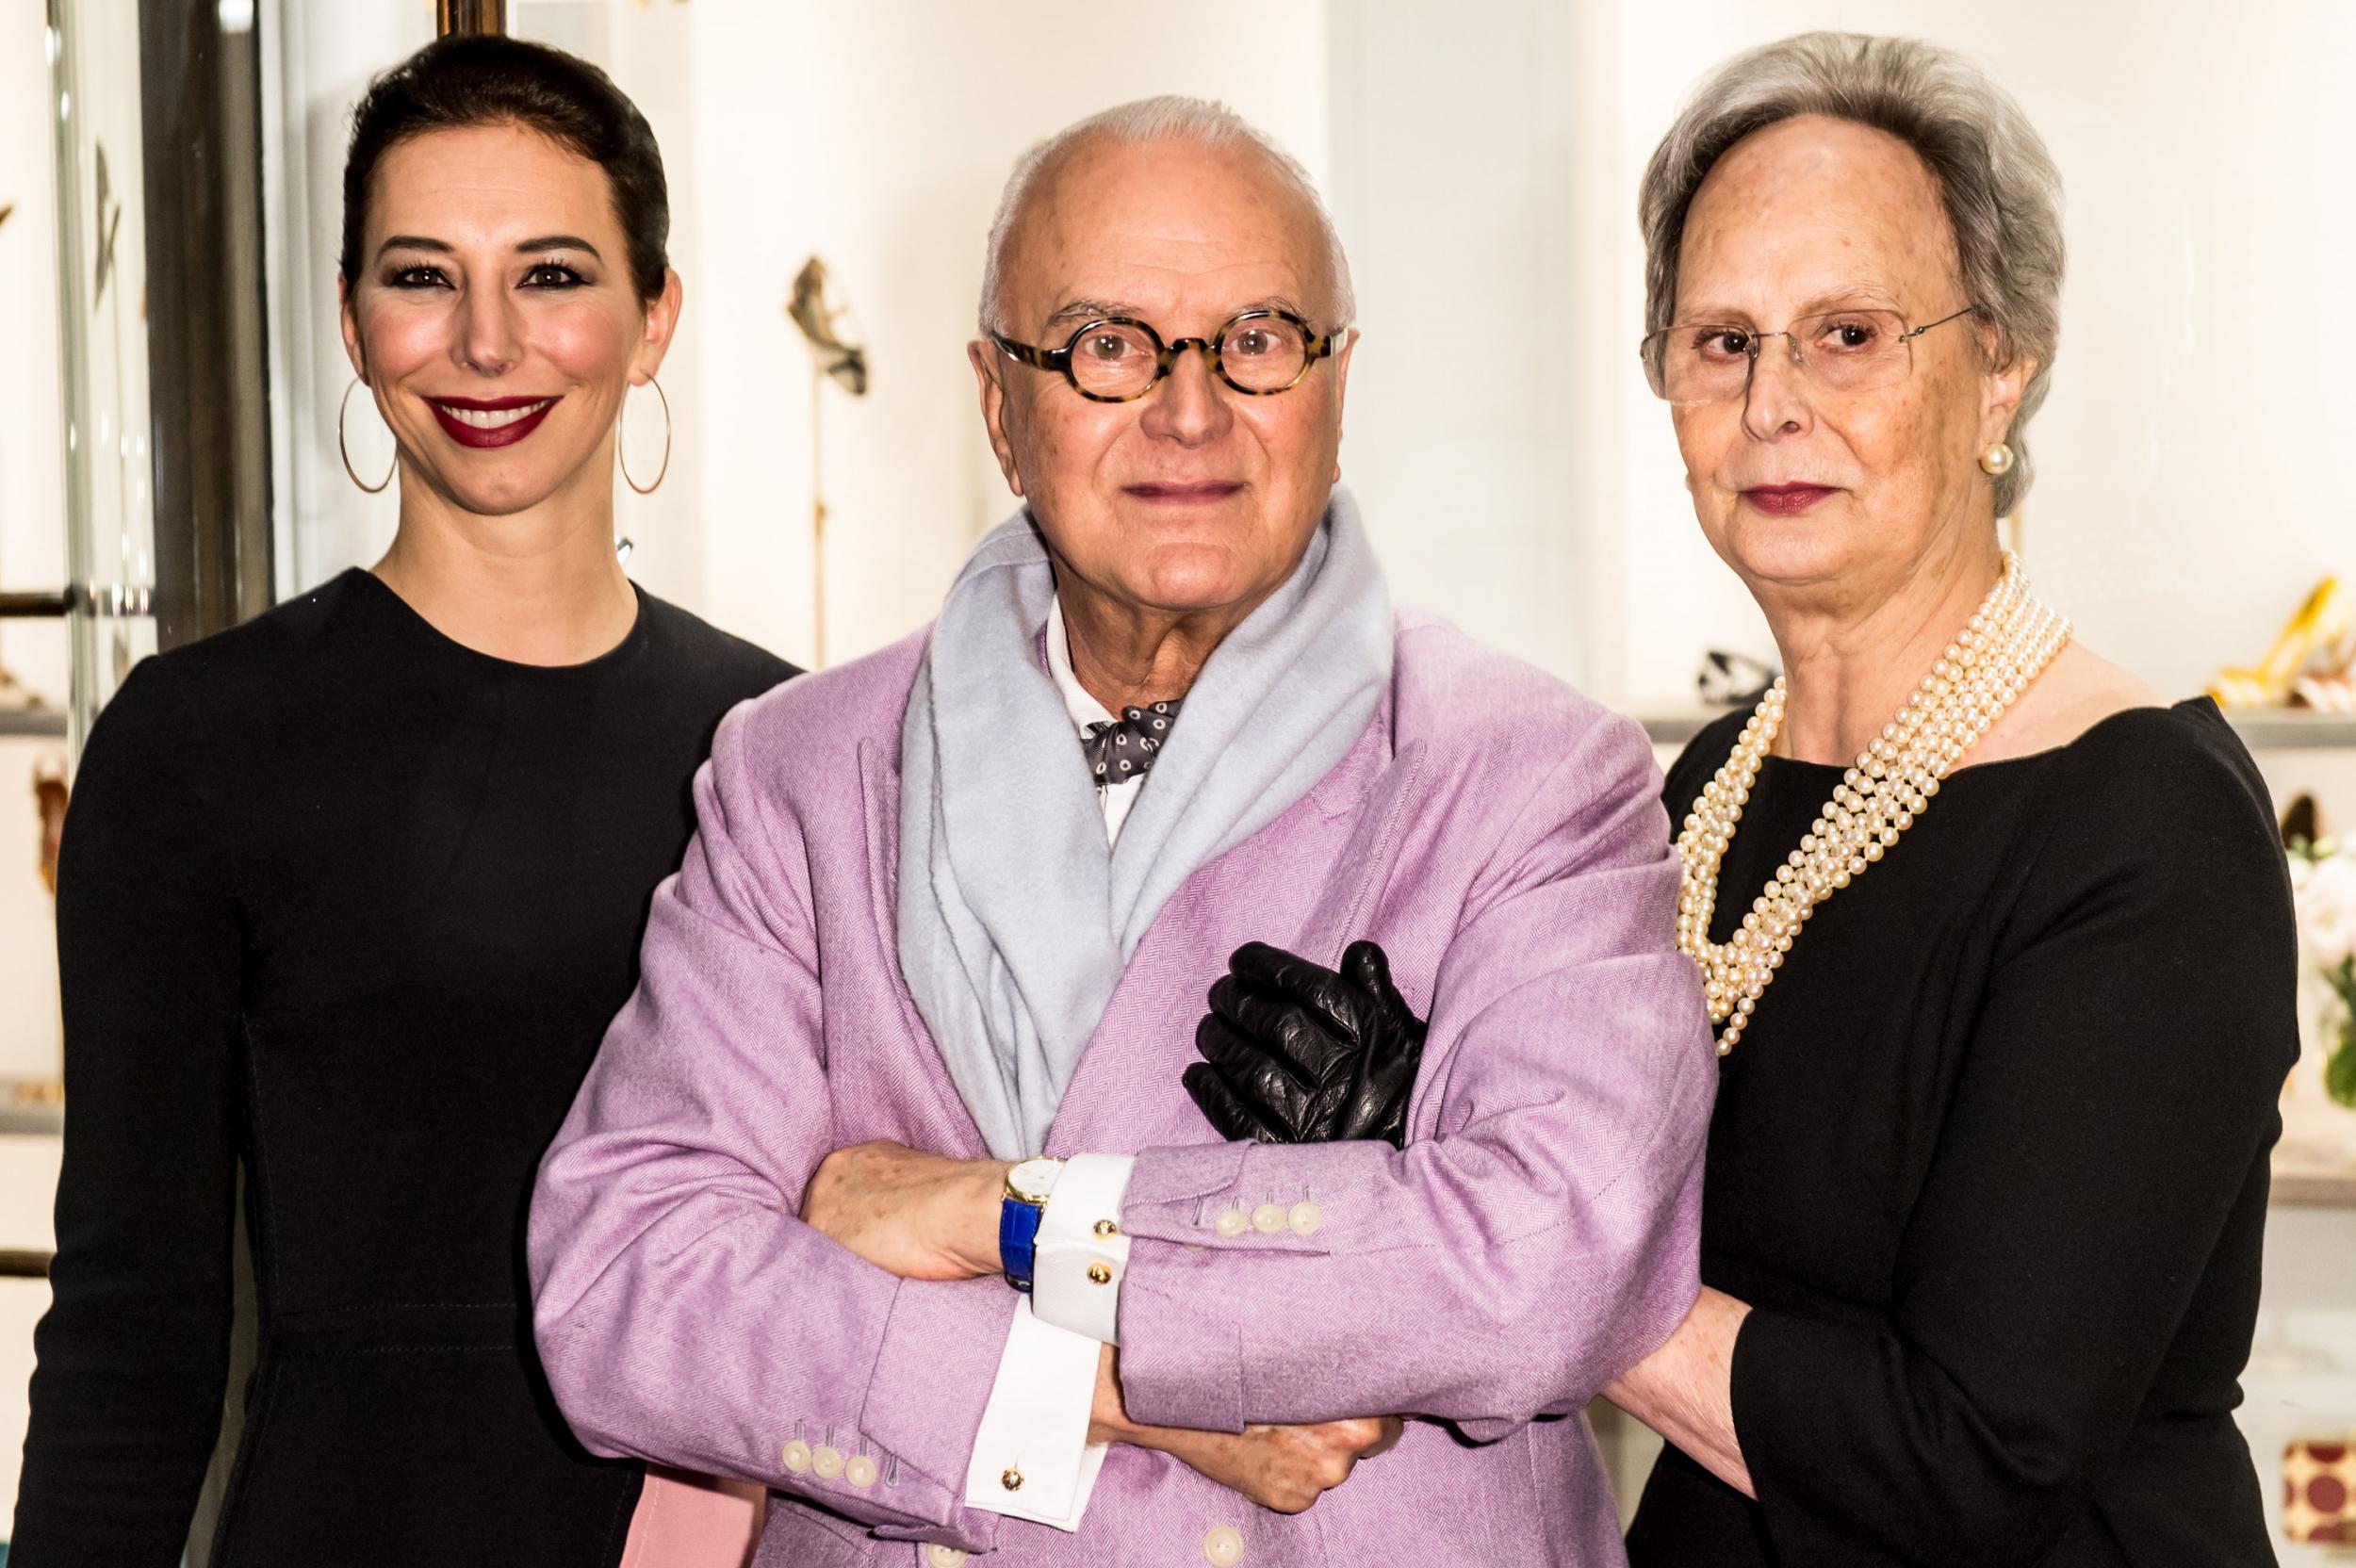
[1000, 1195, 1043, 1292]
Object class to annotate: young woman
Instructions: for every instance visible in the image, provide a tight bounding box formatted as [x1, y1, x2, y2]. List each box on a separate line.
[12, 36, 792, 1568]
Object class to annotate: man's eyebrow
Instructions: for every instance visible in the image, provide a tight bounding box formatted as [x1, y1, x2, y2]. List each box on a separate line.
[1230, 295, 1308, 319]
[1044, 298, 1146, 326]
[1040, 295, 1315, 329]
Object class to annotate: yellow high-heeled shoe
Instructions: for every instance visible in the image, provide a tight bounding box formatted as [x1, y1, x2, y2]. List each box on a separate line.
[2209, 577, 2349, 708]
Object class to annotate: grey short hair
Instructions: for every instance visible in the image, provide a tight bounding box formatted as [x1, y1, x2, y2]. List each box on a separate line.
[1638, 33, 2064, 514]
[977, 95, 1355, 339]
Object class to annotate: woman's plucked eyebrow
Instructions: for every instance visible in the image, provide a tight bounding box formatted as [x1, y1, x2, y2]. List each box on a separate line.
[514, 235, 603, 258]
[374, 234, 604, 259]
[376, 235, 453, 259]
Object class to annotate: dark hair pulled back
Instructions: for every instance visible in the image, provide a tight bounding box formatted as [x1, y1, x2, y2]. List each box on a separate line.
[341, 34, 669, 302]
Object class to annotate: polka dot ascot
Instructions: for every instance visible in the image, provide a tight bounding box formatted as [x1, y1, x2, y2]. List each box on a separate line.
[1675, 550, 2070, 1056]
[1080, 699, 1183, 785]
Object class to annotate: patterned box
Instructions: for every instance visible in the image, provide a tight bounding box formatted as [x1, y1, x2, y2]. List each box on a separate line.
[2286, 1438, 2356, 1544]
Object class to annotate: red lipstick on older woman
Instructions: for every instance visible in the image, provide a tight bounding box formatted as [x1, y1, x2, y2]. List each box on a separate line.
[1742, 482, 1839, 515]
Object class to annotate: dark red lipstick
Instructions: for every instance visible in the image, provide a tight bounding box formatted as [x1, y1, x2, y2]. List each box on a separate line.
[428, 394, 561, 450]
[1742, 482, 1839, 516]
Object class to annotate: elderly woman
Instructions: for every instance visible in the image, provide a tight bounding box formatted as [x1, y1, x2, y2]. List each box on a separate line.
[1186, 30, 2299, 1568]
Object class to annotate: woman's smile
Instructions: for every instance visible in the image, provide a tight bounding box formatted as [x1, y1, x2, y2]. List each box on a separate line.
[426, 393, 562, 449]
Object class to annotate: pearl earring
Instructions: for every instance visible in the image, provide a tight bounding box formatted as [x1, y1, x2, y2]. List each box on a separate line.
[1978, 441, 2015, 477]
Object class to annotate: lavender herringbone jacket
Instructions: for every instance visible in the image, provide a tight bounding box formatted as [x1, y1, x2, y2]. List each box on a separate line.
[529, 611, 1716, 1568]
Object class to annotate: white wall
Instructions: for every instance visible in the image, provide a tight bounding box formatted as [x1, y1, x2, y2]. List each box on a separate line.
[1323, 0, 1590, 682]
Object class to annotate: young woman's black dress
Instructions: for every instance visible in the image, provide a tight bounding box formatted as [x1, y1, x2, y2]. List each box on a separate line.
[1626, 699, 2297, 1567]
[10, 570, 793, 1567]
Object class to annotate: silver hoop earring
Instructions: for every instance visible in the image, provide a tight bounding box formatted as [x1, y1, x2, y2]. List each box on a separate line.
[1978, 441, 2015, 478]
[339, 377, 396, 494]
[619, 377, 672, 495]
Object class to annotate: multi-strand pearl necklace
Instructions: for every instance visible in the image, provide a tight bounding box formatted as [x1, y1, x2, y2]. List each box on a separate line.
[1675, 551, 2070, 1056]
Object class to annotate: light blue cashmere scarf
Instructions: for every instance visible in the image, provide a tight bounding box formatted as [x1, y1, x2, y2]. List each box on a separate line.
[896, 486, 1394, 1160]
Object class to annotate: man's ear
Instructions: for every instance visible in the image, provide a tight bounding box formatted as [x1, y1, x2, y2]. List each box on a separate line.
[1328, 328, 1358, 482]
[968, 339, 1024, 498]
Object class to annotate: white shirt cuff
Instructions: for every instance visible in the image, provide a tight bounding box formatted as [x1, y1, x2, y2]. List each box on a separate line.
[962, 1296, 1108, 1530]
[1031, 1152, 1136, 1345]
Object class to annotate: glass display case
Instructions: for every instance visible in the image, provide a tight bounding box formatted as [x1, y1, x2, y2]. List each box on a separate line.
[45, 0, 157, 756]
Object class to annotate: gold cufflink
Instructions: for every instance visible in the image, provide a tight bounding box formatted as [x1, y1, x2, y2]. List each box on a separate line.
[1001, 1465, 1023, 1493]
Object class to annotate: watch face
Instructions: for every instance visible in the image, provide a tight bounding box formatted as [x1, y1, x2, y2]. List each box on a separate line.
[1007, 1157, 1062, 1204]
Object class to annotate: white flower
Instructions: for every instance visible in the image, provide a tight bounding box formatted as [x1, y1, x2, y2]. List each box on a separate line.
[2296, 850, 2356, 970]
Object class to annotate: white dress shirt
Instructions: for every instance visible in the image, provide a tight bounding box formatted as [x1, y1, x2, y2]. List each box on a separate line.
[960, 596, 1141, 1530]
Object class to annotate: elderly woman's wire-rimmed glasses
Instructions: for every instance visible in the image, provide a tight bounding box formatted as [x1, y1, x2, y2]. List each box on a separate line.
[1639, 304, 1982, 406]
[992, 309, 1338, 403]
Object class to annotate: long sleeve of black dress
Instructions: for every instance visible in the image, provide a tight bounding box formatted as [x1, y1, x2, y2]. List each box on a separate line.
[16, 659, 246, 1560]
[1631, 702, 2296, 1567]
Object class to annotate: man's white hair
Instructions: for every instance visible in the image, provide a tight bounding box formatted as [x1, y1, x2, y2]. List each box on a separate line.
[977, 95, 1355, 337]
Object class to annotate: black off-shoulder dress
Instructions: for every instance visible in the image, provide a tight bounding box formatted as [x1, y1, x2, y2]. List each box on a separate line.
[11, 570, 793, 1567]
[1627, 699, 2296, 1567]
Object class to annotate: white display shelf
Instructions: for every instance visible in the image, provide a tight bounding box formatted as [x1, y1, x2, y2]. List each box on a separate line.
[2226, 710, 2356, 751]
[2276, 1140, 2356, 1208]
[0, 710, 65, 739]
[0, 1084, 61, 1137]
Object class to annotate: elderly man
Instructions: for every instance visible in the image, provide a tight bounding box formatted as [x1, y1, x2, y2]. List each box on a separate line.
[529, 98, 1715, 1567]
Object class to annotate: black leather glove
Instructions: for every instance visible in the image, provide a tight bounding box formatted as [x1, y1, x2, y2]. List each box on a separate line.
[1183, 939, 1426, 1148]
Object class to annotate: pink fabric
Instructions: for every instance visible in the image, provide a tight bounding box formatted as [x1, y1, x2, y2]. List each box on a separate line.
[529, 612, 1717, 1567]
[619, 1468, 765, 1568]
